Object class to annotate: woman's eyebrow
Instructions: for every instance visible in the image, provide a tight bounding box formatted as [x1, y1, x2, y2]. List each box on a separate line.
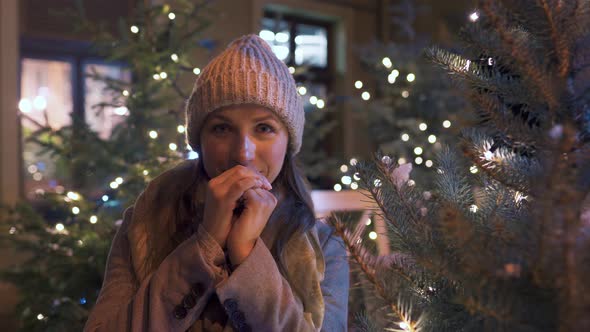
[252, 115, 278, 122]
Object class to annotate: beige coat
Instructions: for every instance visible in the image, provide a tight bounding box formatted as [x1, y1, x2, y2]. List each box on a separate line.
[83, 161, 349, 331]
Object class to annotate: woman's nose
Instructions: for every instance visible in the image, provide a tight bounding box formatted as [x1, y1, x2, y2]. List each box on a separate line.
[233, 134, 256, 164]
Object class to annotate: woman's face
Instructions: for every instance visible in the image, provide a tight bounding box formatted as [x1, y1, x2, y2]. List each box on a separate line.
[200, 105, 289, 184]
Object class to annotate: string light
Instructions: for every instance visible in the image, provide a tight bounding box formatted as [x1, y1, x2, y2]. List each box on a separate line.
[110, 181, 119, 189]
[401, 90, 409, 98]
[398, 322, 410, 331]
[72, 207, 80, 215]
[67, 191, 80, 200]
[419, 123, 428, 131]
[9, 227, 16, 235]
[316, 99, 325, 109]
[361, 91, 371, 100]
[470, 165, 478, 174]
[341, 176, 352, 185]
[353, 173, 360, 181]
[169, 143, 178, 151]
[366, 218, 372, 226]
[350, 182, 358, 190]
[115, 177, 123, 184]
[171, 54, 179, 62]
[425, 160, 433, 167]
[401, 133, 410, 141]
[391, 69, 400, 77]
[484, 150, 494, 160]
[470, 204, 479, 213]
[130, 25, 139, 33]
[388, 74, 396, 84]
[288, 66, 295, 74]
[340, 165, 349, 173]
[90, 215, 98, 224]
[414, 147, 423, 155]
[193, 68, 201, 75]
[33, 173, 43, 181]
[406, 73, 416, 82]
[382, 57, 392, 68]
[309, 96, 318, 105]
[37, 314, 44, 320]
[159, 72, 168, 79]
[168, 12, 176, 20]
[18, 99, 33, 113]
[149, 130, 158, 139]
[398, 157, 407, 164]
[350, 158, 358, 166]
[177, 125, 185, 133]
[469, 12, 480, 22]
[102, 195, 109, 202]
[428, 135, 437, 143]
[297, 86, 307, 95]
[143, 170, 149, 176]
[373, 179, 382, 187]
[369, 231, 377, 240]
[55, 223, 65, 232]
[354, 80, 363, 89]
[443, 120, 452, 128]
[153, 73, 161, 80]
[415, 157, 423, 165]
[334, 184, 342, 192]
[122, 90, 130, 96]
[33, 96, 47, 110]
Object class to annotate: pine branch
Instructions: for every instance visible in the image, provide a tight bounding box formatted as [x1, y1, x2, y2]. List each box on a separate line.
[537, 0, 571, 78]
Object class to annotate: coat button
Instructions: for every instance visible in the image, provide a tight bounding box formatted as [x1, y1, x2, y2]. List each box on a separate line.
[182, 293, 197, 309]
[223, 298, 238, 312]
[191, 282, 205, 298]
[173, 305, 187, 319]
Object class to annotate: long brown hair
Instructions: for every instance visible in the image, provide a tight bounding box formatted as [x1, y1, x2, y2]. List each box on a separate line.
[140, 153, 316, 279]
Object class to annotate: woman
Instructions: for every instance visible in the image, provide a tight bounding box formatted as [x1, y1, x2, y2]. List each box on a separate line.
[84, 34, 349, 332]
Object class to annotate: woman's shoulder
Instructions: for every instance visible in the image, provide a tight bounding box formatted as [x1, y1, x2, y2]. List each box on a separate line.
[313, 218, 341, 248]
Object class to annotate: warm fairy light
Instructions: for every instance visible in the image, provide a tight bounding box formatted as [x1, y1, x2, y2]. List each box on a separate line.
[55, 223, 65, 232]
[193, 68, 201, 75]
[443, 120, 452, 128]
[33, 173, 43, 181]
[414, 147, 423, 155]
[353, 173, 360, 181]
[419, 123, 428, 131]
[102, 195, 109, 202]
[398, 157, 407, 165]
[115, 177, 123, 184]
[288, 66, 295, 74]
[72, 207, 80, 215]
[130, 25, 139, 33]
[388, 74, 397, 84]
[168, 12, 176, 20]
[382, 57, 392, 68]
[298, 86, 307, 95]
[469, 12, 480, 22]
[401, 90, 409, 98]
[34, 96, 47, 110]
[334, 184, 342, 192]
[309, 96, 318, 105]
[143, 170, 149, 176]
[67, 191, 80, 200]
[361, 91, 371, 100]
[169, 143, 178, 151]
[366, 218, 372, 226]
[90, 215, 98, 224]
[149, 130, 158, 139]
[350, 158, 358, 166]
[171, 54, 179, 62]
[122, 89, 130, 96]
[159, 72, 168, 79]
[28, 165, 38, 174]
[415, 157, 423, 165]
[18, 98, 33, 113]
[354, 80, 363, 89]
[401, 133, 410, 141]
[373, 179, 382, 187]
[350, 182, 358, 190]
[37, 314, 44, 320]
[110, 182, 119, 189]
[391, 69, 400, 77]
[428, 135, 437, 143]
[381, 155, 391, 164]
[177, 125, 185, 133]
[153, 74, 161, 80]
[470, 204, 479, 213]
[316, 99, 325, 109]
[407, 73, 416, 82]
[369, 231, 377, 240]
[340, 164, 349, 173]
[470, 165, 478, 174]
[425, 160, 433, 167]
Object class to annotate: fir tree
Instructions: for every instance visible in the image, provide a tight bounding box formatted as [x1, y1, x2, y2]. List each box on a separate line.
[331, 1, 590, 331]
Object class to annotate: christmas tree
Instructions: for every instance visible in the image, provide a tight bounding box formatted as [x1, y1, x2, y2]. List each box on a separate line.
[1, 1, 215, 330]
[330, 0, 590, 331]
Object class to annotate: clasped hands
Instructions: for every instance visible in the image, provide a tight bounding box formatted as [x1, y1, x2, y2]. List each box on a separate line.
[201, 165, 277, 268]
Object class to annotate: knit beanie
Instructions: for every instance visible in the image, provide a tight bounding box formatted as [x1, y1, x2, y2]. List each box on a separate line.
[185, 34, 305, 155]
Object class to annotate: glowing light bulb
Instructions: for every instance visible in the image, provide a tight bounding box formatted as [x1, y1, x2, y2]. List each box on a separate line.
[309, 96, 318, 105]
[401, 90, 409, 98]
[401, 133, 410, 141]
[55, 223, 65, 232]
[382, 57, 392, 68]
[316, 99, 325, 109]
[298, 86, 307, 95]
[443, 120, 452, 128]
[130, 25, 139, 33]
[288, 66, 295, 74]
[406, 73, 416, 82]
[361, 91, 371, 100]
[18, 98, 32, 113]
[341, 176, 352, 185]
[419, 123, 428, 131]
[149, 130, 158, 139]
[470, 165, 478, 174]
[90, 215, 98, 224]
[369, 231, 377, 240]
[334, 184, 342, 192]
[193, 68, 201, 75]
[428, 135, 437, 143]
[350, 182, 358, 190]
[469, 12, 480, 22]
[169, 143, 178, 151]
[340, 165, 349, 173]
[177, 125, 185, 133]
[159, 72, 167, 79]
[354, 80, 363, 89]
[72, 207, 80, 215]
[168, 12, 176, 20]
[171, 54, 179, 62]
[122, 90, 130, 96]
[415, 157, 423, 165]
[115, 177, 123, 184]
[425, 160, 433, 167]
[414, 147, 423, 155]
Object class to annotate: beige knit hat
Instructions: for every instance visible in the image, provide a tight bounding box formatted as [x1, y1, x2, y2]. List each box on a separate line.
[185, 34, 305, 155]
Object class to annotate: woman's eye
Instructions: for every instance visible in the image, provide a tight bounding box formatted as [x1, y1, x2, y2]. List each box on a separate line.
[257, 123, 276, 133]
[211, 124, 229, 133]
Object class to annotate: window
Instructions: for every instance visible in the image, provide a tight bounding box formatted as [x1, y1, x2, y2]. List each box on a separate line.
[19, 39, 129, 198]
[259, 11, 331, 110]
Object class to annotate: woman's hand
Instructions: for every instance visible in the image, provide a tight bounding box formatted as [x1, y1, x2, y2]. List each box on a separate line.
[226, 187, 278, 266]
[201, 165, 272, 248]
